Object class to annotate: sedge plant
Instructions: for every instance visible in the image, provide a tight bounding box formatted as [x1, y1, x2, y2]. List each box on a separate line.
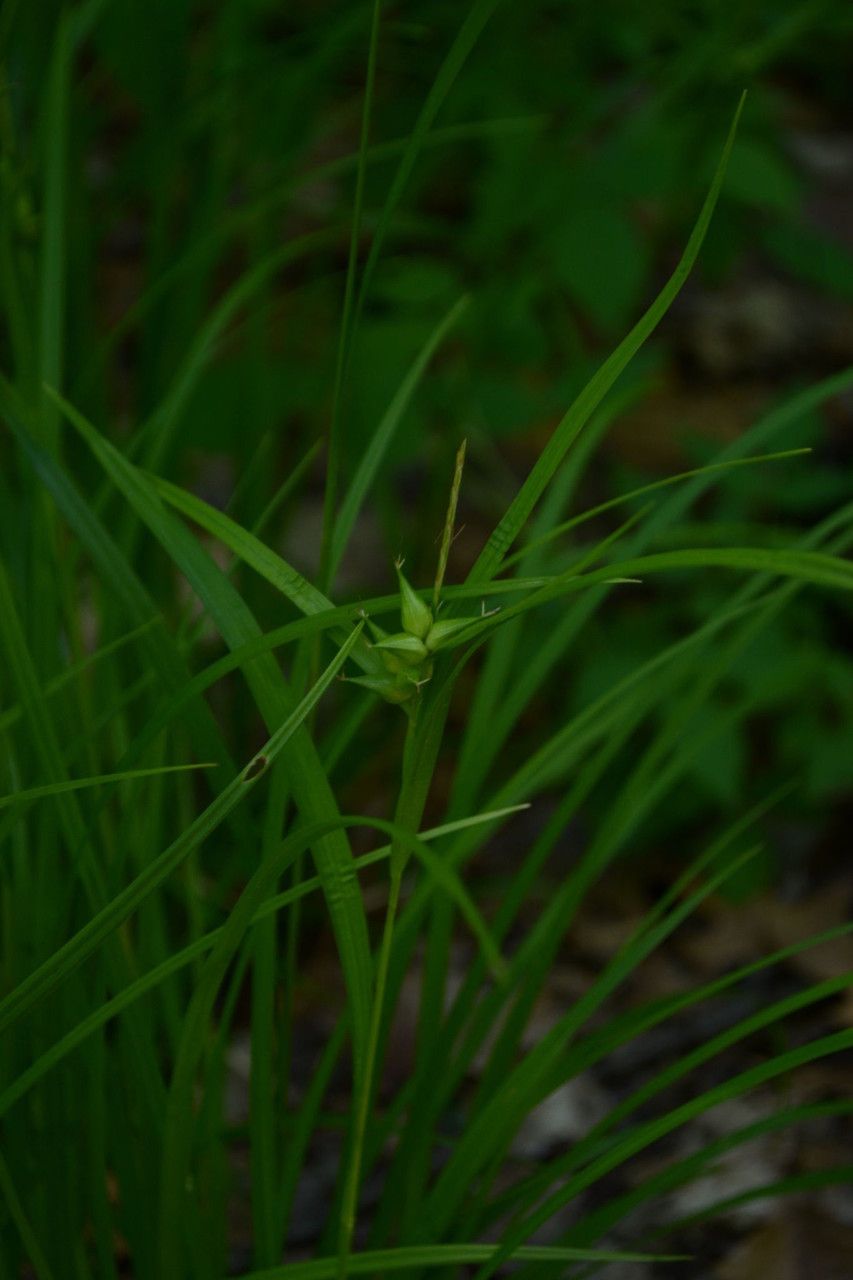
[3, 7, 853, 1280]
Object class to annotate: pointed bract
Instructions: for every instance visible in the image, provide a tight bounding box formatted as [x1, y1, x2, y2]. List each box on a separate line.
[366, 617, 389, 644]
[396, 563, 433, 639]
[345, 674, 415, 704]
[426, 616, 480, 651]
[373, 631, 429, 666]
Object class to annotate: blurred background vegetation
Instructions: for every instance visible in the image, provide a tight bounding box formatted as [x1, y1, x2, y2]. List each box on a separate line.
[3, 0, 852, 891]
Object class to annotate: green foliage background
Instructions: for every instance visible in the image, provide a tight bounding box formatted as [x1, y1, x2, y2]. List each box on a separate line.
[1, 1, 852, 1276]
[9, 0, 853, 856]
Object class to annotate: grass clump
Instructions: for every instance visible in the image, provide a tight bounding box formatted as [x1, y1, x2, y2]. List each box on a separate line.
[2, 6, 853, 1279]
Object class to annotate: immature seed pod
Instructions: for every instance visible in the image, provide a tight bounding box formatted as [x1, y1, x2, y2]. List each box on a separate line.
[346, 674, 415, 703]
[365, 617, 390, 644]
[396, 562, 432, 639]
[425, 617, 478, 652]
[372, 632, 430, 667]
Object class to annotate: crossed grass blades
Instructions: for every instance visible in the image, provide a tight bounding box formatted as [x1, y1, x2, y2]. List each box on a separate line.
[2, 7, 853, 1279]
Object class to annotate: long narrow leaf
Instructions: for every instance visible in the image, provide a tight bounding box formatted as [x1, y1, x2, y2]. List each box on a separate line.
[0, 624, 363, 1038]
[467, 94, 746, 585]
[239, 1243, 680, 1280]
[48, 387, 377, 1077]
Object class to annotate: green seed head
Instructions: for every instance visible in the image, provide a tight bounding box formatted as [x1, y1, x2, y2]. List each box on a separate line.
[372, 632, 429, 668]
[425, 617, 477, 652]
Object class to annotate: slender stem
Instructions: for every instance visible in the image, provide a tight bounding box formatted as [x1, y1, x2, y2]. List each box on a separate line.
[337, 709, 422, 1278]
[337, 864, 403, 1280]
[434, 439, 467, 611]
[320, 0, 383, 591]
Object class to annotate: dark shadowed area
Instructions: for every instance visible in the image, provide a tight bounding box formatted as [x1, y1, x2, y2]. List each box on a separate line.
[1, 3, 852, 1278]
